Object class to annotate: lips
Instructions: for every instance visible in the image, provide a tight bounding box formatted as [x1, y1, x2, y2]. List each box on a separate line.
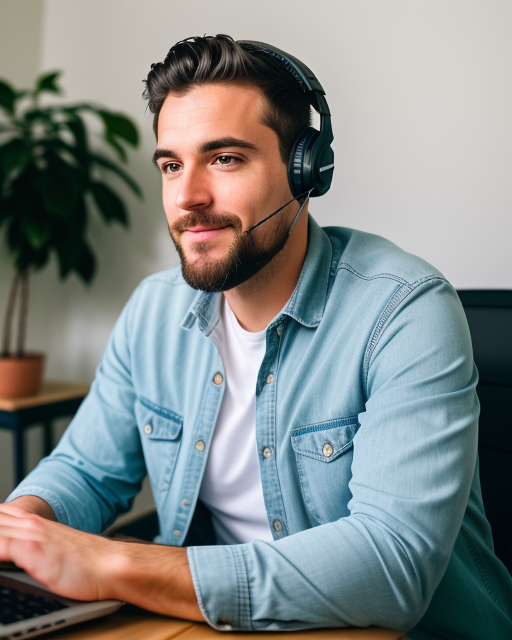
[184, 226, 230, 241]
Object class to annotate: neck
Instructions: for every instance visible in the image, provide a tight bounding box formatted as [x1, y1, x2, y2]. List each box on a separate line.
[224, 208, 308, 332]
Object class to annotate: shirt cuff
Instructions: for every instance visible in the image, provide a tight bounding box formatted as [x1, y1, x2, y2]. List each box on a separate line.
[187, 543, 252, 631]
[6, 486, 70, 526]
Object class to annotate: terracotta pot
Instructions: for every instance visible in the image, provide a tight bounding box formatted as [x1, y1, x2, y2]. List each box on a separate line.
[0, 352, 46, 398]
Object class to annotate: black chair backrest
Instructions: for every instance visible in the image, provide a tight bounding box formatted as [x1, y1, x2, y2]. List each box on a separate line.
[457, 290, 512, 574]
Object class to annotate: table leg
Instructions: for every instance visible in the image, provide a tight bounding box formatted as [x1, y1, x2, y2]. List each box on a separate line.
[43, 420, 53, 457]
[14, 426, 25, 487]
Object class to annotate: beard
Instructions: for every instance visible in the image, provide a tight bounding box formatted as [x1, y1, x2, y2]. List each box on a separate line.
[169, 208, 291, 292]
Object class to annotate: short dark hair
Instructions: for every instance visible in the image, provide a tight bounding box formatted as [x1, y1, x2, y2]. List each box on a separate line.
[143, 34, 311, 163]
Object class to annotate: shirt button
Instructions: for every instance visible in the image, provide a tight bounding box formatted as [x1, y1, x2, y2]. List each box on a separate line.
[266, 374, 274, 384]
[273, 519, 282, 532]
[173, 530, 180, 537]
[263, 447, 271, 458]
[182, 499, 191, 505]
[195, 440, 205, 451]
[276, 325, 283, 336]
[213, 372, 223, 385]
[323, 443, 333, 457]
[143, 424, 152, 435]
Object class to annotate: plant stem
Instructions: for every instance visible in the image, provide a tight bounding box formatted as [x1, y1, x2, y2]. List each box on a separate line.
[1, 270, 20, 357]
[16, 268, 31, 358]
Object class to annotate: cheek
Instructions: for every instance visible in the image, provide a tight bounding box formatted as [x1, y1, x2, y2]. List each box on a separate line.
[161, 182, 176, 222]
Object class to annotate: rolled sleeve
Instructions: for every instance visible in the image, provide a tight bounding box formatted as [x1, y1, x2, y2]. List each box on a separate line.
[7, 485, 70, 525]
[187, 544, 251, 631]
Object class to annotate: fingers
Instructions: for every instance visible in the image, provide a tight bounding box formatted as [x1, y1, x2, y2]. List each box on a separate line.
[0, 512, 45, 544]
[0, 502, 32, 518]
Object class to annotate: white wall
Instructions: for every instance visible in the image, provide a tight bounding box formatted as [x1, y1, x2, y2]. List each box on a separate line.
[1, 0, 511, 501]
[0, 0, 47, 499]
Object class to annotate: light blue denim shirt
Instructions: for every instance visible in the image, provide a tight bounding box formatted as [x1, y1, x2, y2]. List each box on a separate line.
[9, 216, 512, 639]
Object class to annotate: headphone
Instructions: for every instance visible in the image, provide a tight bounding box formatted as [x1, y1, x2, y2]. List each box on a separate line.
[238, 40, 334, 199]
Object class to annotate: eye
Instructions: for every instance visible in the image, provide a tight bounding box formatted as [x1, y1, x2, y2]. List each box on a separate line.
[215, 155, 239, 166]
[162, 162, 181, 174]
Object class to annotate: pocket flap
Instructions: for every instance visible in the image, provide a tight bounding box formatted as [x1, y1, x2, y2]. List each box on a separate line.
[291, 417, 359, 462]
[137, 396, 183, 441]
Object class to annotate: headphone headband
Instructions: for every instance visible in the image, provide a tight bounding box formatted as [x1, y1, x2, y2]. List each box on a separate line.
[238, 40, 329, 111]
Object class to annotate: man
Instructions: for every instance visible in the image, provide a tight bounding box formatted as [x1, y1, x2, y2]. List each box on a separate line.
[1, 35, 511, 639]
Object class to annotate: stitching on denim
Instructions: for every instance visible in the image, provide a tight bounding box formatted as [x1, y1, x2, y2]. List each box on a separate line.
[138, 395, 183, 424]
[267, 322, 290, 534]
[233, 546, 253, 629]
[291, 416, 359, 434]
[291, 440, 354, 461]
[362, 283, 413, 393]
[461, 526, 511, 620]
[362, 276, 452, 394]
[186, 548, 217, 630]
[336, 263, 410, 285]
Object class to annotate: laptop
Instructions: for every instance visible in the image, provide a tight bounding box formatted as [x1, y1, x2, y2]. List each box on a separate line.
[0, 567, 124, 640]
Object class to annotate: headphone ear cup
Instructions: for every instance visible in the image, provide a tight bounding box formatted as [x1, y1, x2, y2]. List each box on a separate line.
[310, 142, 334, 197]
[287, 127, 319, 198]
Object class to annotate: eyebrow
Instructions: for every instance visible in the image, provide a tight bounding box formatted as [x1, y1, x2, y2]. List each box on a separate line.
[152, 137, 259, 165]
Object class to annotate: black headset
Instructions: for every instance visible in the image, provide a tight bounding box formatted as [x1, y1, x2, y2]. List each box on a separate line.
[238, 40, 334, 199]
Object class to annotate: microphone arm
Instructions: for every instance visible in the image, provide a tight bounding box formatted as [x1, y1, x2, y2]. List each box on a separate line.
[244, 188, 314, 235]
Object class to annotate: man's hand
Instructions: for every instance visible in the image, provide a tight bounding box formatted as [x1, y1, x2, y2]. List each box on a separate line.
[0, 502, 204, 621]
[0, 502, 120, 601]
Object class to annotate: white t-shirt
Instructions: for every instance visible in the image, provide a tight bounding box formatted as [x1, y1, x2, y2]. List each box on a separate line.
[198, 296, 274, 545]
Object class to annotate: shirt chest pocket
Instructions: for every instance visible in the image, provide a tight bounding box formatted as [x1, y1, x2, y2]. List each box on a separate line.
[135, 397, 183, 494]
[291, 417, 360, 526]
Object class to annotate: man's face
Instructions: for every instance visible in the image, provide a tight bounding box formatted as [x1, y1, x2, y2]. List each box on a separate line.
[154, 83, 296, 292]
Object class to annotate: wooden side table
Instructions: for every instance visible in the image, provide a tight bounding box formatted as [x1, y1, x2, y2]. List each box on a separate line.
[0, 380, 89, 487]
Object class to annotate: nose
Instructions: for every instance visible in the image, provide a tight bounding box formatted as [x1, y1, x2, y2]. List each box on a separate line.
[175, 164, 213, 211]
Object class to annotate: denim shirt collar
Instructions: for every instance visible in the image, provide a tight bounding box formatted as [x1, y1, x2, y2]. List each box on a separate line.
[180, 214, 333, 335]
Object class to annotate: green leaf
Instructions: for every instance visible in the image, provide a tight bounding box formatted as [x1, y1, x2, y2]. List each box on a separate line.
[63, 111, 88, 149]
[34, 71, 62, 95]
[0, 139, 31, 178]
[36, 150, 83, 218]
[90, 152, 143, 198]
[90, 181, 128, 226]
[74, 240, 96, 283]
[104, 131, 127, 163]
[53, 200, 86, 278]
[98, 110, 138, 147]
[0, 78, 17, 114]
[20, 207, 52, 249]
[7, 214, 50, 271]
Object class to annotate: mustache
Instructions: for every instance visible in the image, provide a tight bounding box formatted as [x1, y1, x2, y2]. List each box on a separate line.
[171, 211, 243, 234]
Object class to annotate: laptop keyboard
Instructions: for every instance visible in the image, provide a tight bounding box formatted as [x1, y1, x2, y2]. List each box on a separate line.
[0, 586, 67, 625]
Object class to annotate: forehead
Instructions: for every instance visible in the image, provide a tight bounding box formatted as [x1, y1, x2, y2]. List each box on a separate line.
[157, 83, 269, 147]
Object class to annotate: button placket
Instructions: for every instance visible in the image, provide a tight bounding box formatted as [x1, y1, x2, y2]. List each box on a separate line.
[256, 328, 288, 540]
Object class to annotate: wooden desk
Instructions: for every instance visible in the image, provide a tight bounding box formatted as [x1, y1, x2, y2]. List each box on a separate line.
[44, 607, 406, 640]
[0, 380, 89, 486]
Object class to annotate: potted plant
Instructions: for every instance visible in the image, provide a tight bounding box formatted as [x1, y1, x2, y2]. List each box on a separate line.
[0, 71, 142, 398]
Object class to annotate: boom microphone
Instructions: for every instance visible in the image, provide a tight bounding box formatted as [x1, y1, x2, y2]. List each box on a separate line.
[245, 188, 314, 236]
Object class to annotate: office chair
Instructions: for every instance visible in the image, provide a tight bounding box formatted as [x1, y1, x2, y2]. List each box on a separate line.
[457, 290, 512, 575]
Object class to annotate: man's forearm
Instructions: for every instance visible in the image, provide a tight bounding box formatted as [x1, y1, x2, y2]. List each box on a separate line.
[106, 542, 204, 622]
[8, 496, 57, 521]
